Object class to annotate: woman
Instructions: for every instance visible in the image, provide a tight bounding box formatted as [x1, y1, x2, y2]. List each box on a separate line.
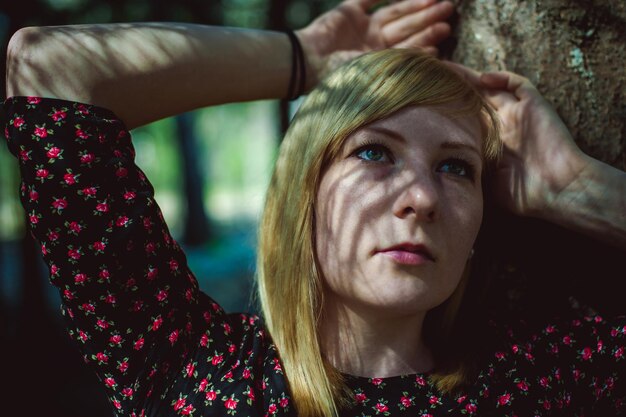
[4, 0, 625, 415]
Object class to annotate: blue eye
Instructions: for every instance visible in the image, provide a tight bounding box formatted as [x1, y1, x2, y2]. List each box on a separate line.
[439, 158, 475, 179]
[354, 145, 392, 163]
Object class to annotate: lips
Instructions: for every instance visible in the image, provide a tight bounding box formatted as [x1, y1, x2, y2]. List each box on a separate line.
[376, 243, 436, 265]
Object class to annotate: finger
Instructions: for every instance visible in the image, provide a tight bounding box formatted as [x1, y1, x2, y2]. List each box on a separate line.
[374, 0, 438, 25]
[346, 0, 390, 11]
[482, 89, 518, 110]
[394, 21, 450, 49]
[379, 1, 454, 45]
[481, 71, 539, 101]
[442, 61, 482, 86]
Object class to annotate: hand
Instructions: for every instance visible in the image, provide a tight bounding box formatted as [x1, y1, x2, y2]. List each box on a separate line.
[297, 0, 454, 90]
[447, 64, 590, 218]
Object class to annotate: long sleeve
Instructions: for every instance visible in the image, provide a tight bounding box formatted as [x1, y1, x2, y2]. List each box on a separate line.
[3, 96, 219, 415]
[4, 96, 292, 417]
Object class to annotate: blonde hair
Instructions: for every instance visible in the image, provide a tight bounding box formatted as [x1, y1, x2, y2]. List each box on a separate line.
[257, 49, 501, 417]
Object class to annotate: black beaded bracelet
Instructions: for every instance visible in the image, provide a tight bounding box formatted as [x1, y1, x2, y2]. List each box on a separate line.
[285, 30, 306, 101]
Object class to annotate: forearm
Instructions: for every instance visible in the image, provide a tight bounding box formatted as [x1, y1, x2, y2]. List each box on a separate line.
[6, 24, 296, 128]
[542, 155, 626, 250]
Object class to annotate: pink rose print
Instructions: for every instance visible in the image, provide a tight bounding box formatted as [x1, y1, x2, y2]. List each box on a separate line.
[497, 393, 511, 406]
[173, 397, 186, 411]
[224, 397, 238, 410]
[279, 397, 288, 408]
[13, 117, 25, 127]
[96, 319, 109, 329]
[27, 96, 41, 104]
[156, 289, 168, 302]
[36, 168, 50, 179]
[51, 109, 67, 122]
[152, 316, 163, 331]
[94, 351, 109, 364]
[109, 334, 122, 345]
[516, 380, 529, 391]
[64, 172, 77, 185]
[465, 403, 478, 414]
[76, 103, 89, 114]
[355, 392, 367, 403]
[581, 347, 593, 361]
[118, 360, 129, 373]
[74, 273, 88, 284]
[206, 390, 217, 401]
[75, 128, 90, 140]
[81, 186, 97, 197]
[134, 337, 144, 350]
[34, 126, 48, 138]
[247, 388, 255, 401]
[96, 202, 109, 213]
[80, 152, 95, 164]
[268, 403, 277, 414]
[104, 377, 116, 389]
[19, 149, 31, 161]
[67, 221, 83, 234]
[116, 167, 128, 178]
[400, 396, 412, 407]
[212, 354, 224, 366]
[375, 402, 388, 413]
[93, 240, 106, 252]
[28, 190, 39, 201]
[46, 146, 62, 159]
[52, 197, 68, 211]
[169, 329, 179, 344]
[185, 362, 196, 377]
[371, 378, 383, 386]
[115, 215, 130, 227]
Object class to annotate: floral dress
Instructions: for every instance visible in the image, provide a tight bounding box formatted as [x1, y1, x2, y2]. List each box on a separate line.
[3, 96, 625, 417]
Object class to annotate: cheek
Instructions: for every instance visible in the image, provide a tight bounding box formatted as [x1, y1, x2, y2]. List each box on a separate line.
[314, 167, 383, 284]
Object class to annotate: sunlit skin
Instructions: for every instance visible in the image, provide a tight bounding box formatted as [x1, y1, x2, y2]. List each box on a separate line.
[316, 104, 484, 377]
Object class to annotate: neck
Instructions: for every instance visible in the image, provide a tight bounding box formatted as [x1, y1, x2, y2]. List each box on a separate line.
[320, 295, 434, 378]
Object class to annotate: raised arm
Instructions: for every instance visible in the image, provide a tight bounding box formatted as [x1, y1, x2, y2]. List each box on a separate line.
[6, 0, 453, 129]
[451, 64, 626, 249]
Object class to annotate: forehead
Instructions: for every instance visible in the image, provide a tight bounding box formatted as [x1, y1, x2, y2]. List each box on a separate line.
[348, 105, 483, 153]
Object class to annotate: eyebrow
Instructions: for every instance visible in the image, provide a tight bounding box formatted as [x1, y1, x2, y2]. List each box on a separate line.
[362, 126, 481, 157]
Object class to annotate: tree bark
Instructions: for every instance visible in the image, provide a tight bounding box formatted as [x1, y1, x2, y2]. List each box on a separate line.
[446, 0, 626, 169]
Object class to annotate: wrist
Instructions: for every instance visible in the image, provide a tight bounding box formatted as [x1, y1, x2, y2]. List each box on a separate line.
[538, 152, 595, 221]
[294, 27, 324, 93]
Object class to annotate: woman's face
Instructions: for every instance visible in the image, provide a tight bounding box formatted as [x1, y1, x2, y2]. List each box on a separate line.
[315, 105, 484, 315]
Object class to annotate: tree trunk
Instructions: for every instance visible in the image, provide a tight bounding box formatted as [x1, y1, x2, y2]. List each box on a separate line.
[446, 0, 626, 169]
[445, 0, 626, 318]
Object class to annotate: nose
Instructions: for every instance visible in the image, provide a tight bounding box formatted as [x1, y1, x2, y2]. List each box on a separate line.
[392, 172, 439, 222]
